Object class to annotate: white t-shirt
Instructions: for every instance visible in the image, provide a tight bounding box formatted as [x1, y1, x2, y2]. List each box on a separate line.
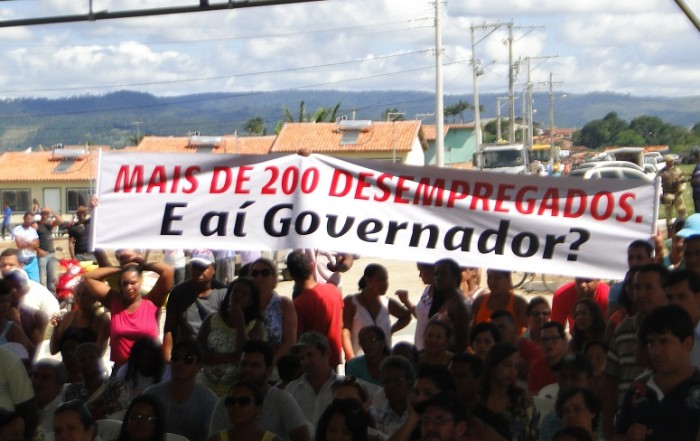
[12, 225, 38, 260]
[0, 346, 34, 410]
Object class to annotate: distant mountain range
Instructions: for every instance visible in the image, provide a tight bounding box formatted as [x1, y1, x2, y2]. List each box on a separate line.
[0, 89, 698, 151]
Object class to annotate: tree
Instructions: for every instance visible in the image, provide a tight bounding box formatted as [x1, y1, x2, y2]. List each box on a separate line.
[444, 100, 472, 123]
[276, 101, 342, 134]
[244, 117, 265, 135]
[613, 129, 645, 146]
[382, 108, 405, 121]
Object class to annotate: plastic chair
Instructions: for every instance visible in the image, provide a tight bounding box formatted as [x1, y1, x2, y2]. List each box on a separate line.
[96, 418, 123, 441]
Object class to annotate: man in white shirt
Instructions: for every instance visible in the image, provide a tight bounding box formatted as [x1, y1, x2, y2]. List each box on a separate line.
[0, 249, 59, 318]
[11, 212, 39, 283]
[31, 359, 66, 435]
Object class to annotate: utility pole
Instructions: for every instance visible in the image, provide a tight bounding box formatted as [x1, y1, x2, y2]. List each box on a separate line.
[548, 72, 564, 160]
[387, 112, 406, 164]
[434, 0, 445, 167]
[496, 96, 509, 142]
[470, 22, 501, 153]
[522, 54, 557, 148]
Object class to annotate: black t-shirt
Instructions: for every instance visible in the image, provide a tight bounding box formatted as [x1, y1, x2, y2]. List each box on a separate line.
[37, 221, 55, 253]
[68, 219, 90, 255]
[166, 278, 227, 340]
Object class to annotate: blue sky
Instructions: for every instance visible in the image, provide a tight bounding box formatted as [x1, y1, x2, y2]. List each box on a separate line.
[0, 0, 698, 99]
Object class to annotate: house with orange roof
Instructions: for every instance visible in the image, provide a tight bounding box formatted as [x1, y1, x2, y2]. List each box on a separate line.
[0, 144, 104, 224]
[134, 134, 276, 154]
[422, 123, 477, 167]
[271, 120, 428, 165]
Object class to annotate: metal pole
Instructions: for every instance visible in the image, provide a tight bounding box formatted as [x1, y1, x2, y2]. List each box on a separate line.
[549, 72, 555, 160]
[435, 0, 445, 167]
[496, 98, 502, 142]
[526, 57, 533, 148]
[471, 25, 482, 152]
[508, 22, 516, 144]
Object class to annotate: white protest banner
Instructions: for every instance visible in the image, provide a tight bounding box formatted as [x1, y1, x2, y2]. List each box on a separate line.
[94, 151, 658, 279]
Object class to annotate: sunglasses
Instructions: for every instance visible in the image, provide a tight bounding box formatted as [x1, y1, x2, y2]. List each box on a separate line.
[224, 396, 254, 407]
[171, 353, 196, 365]
[250, 269, 273, 278]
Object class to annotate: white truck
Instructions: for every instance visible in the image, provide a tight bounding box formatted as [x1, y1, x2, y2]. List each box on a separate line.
[474, 143, 530, 174]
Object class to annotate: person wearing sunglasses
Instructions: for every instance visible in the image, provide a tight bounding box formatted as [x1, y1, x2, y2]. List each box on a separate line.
[523, 296, 551, 344]
[143, 339, 218, 441]
[163, 249, 227, 361]
[208, 380, 281, 441]
[250, 257, 298, 366]
[116, 394, 167, 441]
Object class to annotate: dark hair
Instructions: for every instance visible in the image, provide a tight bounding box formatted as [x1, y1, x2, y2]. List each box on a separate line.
[450, 352, 484, 379]
[639, 304, 694, 345]
[542, 321, 566, 338]
[315, 399, 369, 441]
[665, 268, 700, 293]
[116, 395, 166, 441]
[250, 258, 278, 277]
[583, 339, 609, 355]
[481, 342, 519, 401]
[416, 363, 455, 391]
[628, 239, 654, 258]
[358, 263, 387, 290]
[359, 325, 390, 355]
[276, 353, 302, 383]
[424, 319, 453, 341]
[391, 341, 419, 367]
[286, 251, 312, 281]
[490, 309, 515, 324]
[54, 399, 94, 430]
[636, 263, 670, 287]
[555, 386, 601, 429]
[242, 339, 274, 367]
[228, 379, 265, 406]
[171, 338, 203, 362]
[570, 299, 606, 352]
[33, 359, 68, 385]
[526, 296, 549, 316]
[0, 248, 20, 259]
[552, 426, 594, 441]
[470, 322, 501, 346]
[121, 264, 144, 280]
[219, 277, 262, 323]
[331, 376, 369, 402]
[380, 355, 416, 384]
[434, 258, 462, 285]
[619, 267, 640, 312]
[124, 338, 164, 387]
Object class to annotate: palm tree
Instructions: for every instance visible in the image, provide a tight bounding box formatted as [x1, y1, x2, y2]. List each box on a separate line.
[244, 117, 265, 135]
[276, 101, 342, 133]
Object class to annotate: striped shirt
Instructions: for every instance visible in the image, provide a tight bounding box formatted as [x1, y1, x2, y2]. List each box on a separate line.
[604, 314, 647, 405]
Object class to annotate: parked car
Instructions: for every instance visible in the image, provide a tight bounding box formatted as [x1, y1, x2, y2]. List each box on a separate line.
[574, 160, 657, 180]
[568, 166, 653, 183]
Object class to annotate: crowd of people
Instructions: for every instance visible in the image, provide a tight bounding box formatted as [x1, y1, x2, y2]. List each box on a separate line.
[4, 204, 700, 441]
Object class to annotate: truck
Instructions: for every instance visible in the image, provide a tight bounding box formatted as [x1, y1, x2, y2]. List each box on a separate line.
[474, 143, 530, 174]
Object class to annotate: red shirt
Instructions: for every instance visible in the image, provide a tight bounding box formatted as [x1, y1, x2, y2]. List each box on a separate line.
[527, 356, 557, 395]
[551, 281, 609, 331]
[294, 282, 344, 367]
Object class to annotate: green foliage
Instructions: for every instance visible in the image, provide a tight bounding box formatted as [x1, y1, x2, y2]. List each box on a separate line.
[444, 100, 472, 123]
[382, 108, 405, 121]
[244, 117, 265, 135]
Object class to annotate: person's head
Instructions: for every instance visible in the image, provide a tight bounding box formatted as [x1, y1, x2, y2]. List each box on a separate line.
[76, 206, 88, 222]
[634, 263, 670, 315]
[449, 352, 483, 401]
[461, 267, 480, 286]
[22, 211, 33, 227]
[276, 353, 303, 386]
[556, 387, 600, 434]
[331, 376, 370, 410]
[73, 281, 97, 313]
[224, 380, 265, 427]
[293, 332, 331, 378]
[571, 298, 606, 350]
[540, 321, 568, 361]
[413, 363, 455, 404]
[639, 304, 694, 375]
[286, 250, 313, 282]
[619, 267, 640, 313]
[665, 269, 700, 324]
[358, 325, 389, 357]
[423, 320, 452, 355]
[220, 277, 261, 323]
[239, 340, 274, 386]
[380, 355, 416, 405]
[483, 342, 519, 390]
[315, 398, 369, 441]
[486, 269, 513, 295]
[552, 352, 594, 392]
[433, 258, 462, 293]
[0, 248, 21, 276]
[627, 240, 654, 269]
[32, 359, 67, 405]
[126, 338, 164, 384]
[249, 258, 278, 293]
[357, 263, 389, 296]
[583, 341, 608, 378]
[54, 399, 96, 441]
[573, 277, 599, 298]
[551, 426, 595, 441]
[120, 265, 144, 303]
[490, 310, 516, 344]
[469, 322, 500, 360]
[391, 341, 420, 368]
[76, 343, 104, 380]
[169, 338, 204, 382]
[526, 296, 551, 330]
[4, 269, 29, 303]
[415, 391, 468, 441]
[118, 394, 166, 441]
[188, 249, 216, 285]
[0, 409, 24, 441]
[58, 330, 83, 377]
[417, 262, 435, 285]
[683, 235, 700, 275]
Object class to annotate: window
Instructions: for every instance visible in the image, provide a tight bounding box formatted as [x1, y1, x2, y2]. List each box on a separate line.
[1, 190, 30, 212]
[66, 188, 91, 212]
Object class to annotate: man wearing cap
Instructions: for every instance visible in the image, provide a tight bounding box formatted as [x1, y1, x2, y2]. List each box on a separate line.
[657, 154, 687, 232]
[539, 352, 597, 441]
[162, 249, 226, 360]
[414, 391, 472, 441]
[68, 205, 94, 262]
[285, 331, 337, 426]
